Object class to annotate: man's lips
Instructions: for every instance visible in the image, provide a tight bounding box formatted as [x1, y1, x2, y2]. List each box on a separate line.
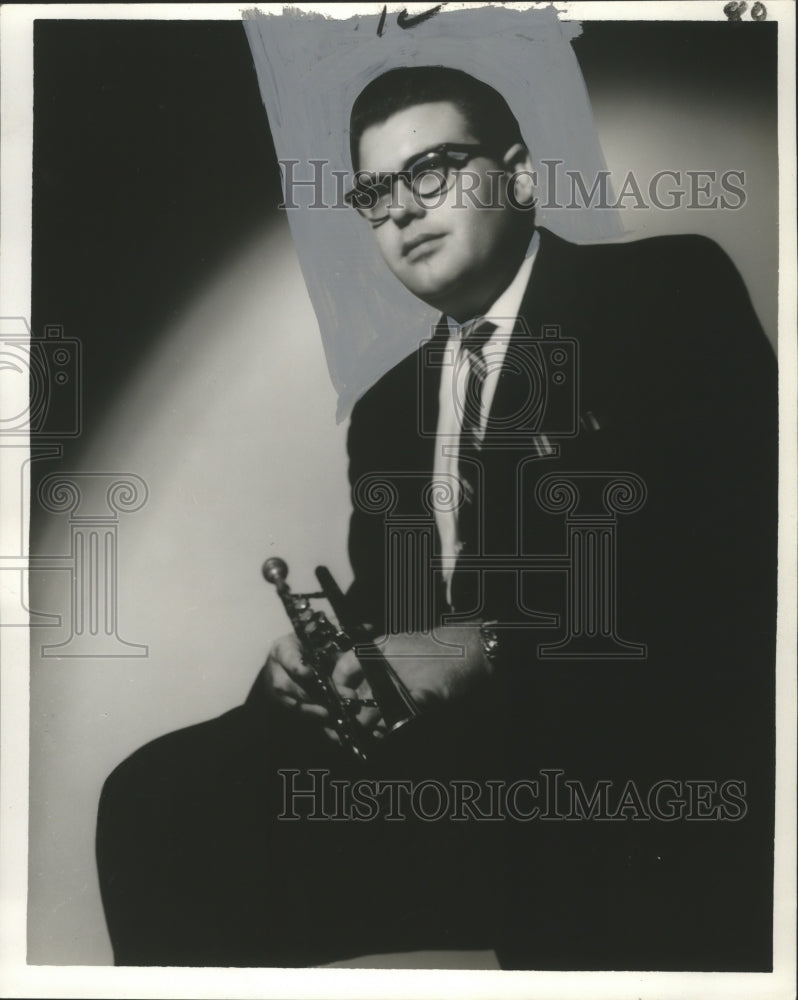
[402, 233, 444, 258]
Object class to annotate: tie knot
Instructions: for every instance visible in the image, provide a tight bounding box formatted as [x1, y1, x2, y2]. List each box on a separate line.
[459, 318, 497, 355]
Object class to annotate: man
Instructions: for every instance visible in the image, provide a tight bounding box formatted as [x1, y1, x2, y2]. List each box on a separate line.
[97, 67, 777, 970]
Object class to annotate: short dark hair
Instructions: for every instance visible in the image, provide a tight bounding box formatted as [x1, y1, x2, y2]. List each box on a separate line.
[349, 66, 524, 171]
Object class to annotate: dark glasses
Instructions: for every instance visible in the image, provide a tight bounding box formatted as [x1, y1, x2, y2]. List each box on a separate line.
[344, 143, 491, 225]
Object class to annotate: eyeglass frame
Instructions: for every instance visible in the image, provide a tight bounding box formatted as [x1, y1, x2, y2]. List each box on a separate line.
[344, 142, 496, 226]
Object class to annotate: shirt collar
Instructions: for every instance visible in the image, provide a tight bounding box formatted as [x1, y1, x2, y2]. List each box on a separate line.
[446, 228, 540, 339]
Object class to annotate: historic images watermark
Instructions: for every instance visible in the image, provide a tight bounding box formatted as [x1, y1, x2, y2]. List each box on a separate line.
[278, 768, 749, 822]
[279, 159, 748, 212]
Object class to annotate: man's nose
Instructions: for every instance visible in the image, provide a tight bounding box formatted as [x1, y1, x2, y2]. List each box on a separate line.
[386, 177, 425, 226]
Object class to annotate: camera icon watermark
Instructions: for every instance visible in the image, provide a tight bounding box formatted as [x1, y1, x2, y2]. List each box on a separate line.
[0, 317, 81, 437]
[1, 317, 147, 657]
[418, 319, 579, 444]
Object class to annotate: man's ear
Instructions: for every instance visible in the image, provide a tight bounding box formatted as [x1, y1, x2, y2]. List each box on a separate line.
[502, 143, 536, 208]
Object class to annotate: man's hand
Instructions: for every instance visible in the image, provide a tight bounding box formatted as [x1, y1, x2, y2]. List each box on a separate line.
[262, 633, 369, 745]
[262, 632, 330, 725]
[262, 625, 494, 746]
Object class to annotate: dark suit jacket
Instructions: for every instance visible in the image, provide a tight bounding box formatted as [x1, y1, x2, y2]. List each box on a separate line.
[97, 229, 777, 969]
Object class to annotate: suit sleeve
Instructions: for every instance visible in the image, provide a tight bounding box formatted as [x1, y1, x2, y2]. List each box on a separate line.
[637, 235, 777, 637]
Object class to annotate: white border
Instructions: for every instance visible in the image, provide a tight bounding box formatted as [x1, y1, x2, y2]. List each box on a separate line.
[0, 3, 795, 999]
[0, 0, 34, 987]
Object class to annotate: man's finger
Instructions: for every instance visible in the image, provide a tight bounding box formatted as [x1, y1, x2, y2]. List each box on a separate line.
[296, 701, 330, 721]
[331, 649, 363, 689]
[356, 704, 383, 732]
[269, 670, 310, 704]
[271, 635, 316, 683]
[268, 667, 330, 720]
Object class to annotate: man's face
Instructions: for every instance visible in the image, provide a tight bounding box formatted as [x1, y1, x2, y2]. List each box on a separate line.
[357, 101, 528, 320]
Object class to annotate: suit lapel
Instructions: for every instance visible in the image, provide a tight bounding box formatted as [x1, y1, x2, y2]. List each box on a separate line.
[485, 228, 601, 446]
[487, 228, 565, 439]
[415, 314, 450, 453]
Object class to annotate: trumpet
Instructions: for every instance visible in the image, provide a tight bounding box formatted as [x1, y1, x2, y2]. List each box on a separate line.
[262, 556, 419, 762]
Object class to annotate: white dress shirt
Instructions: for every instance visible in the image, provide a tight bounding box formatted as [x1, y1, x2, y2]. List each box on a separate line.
[433, 230, 541, 603]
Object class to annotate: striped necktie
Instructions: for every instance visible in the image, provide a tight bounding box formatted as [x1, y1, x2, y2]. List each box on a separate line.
[457, 319, 496, 555]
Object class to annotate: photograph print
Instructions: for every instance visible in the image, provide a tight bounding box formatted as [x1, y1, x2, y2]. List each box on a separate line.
[1, 1, 792, 994]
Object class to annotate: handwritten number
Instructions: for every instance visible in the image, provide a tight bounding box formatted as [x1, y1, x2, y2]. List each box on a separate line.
[396, 4, 446, 29]
[378, 0, 765, 34]
[723, 0, 766, 19]
[723, 0, 747, 19]
[376, 3, 447, 35]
